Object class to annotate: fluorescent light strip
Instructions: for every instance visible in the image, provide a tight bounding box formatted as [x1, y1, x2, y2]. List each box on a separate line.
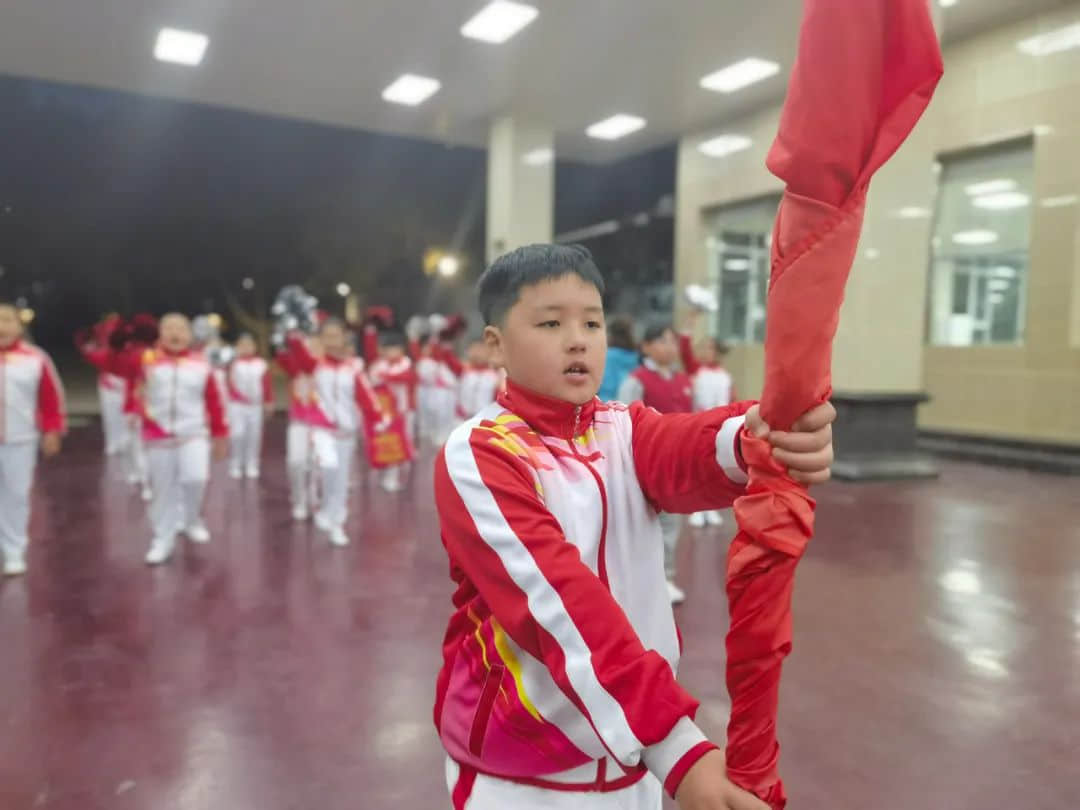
[585, 114, 645, 141]
[461, 1, 538, 44]
[555, 220, 620, 243]
[700, 58, 780, 93]
[522, 147, 553, 166]
[698, 134, 753, 158]
[965, 179, 1016, 196]
[896, 206, 931, 219]
[1017, 22, 1080, 56]
[972, 191, 1029, 211]
[1041, 194, 1078, 208]
[382, 74, 441, 106]
[952, 229, 998, 246]
[154, 27, 208, 66]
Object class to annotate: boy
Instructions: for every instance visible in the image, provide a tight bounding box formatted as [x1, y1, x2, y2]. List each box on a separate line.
[617, 324, 695, 604]
[76, 315, 128, 456]
[135, 313, 229, 565]
[451, 339, 501, 422]
[366, 329, 418, 492]
[275, 334, 320, 520]
[0, 302, 65, 576]
[679, 317, 735, 529]
[433, 245, 833, 810]
[226, 332, 274, 479]
[416, 335, 460, 447]
[285, 318, 384, 546]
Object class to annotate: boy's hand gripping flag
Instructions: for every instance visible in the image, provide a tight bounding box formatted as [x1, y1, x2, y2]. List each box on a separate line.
[723, 1, 943, 807]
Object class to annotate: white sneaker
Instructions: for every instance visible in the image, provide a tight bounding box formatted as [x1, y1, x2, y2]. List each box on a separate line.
[140, 485, 153, 502]
[229, 466, 243, 480]
[666, 580, 686, 605]
[185, 524, 211, 544]
[3, 556, 27, 576]
[292, 504, 309, 521]
[380, 478, 404, 493]
[314, 512, 332, 532]
[328, 526, 350, 547]
[706, 510, 724, 527]
[145, 539, 174, 565]
[688, 512, 707, 528]
[245, 465, 260, 479]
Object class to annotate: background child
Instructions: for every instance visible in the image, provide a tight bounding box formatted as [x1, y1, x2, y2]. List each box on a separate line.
[132, 313, 227, 565]
[680, 314, 735, 528]
[76, 315, 128, 456]
[617, 323, 695, 604]
[227, 332, 274, 479]
[598, 314, 638, 401]
[453, 339, 499, 421]
[366, 329, 418, 492]
[0, 301, 65, 576]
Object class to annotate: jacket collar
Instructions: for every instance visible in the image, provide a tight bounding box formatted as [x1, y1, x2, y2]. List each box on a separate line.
[0, 338, 24, 352]
[497, 378, 597, 441]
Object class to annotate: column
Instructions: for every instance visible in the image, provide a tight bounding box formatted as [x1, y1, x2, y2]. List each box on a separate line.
[486, 116, 554, 264]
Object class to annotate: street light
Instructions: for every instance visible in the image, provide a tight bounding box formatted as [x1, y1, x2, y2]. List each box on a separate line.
[437, 255, 460, 277]
[242, 277, 254, 290]
[336, 282, 351, 297]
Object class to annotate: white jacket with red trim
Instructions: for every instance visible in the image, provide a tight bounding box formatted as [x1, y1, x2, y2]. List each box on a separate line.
[0, 340, 66, 444]
[433, 380, 751, 797]
[368, 356, 417, 415]
[457, 365, 500, 420]
[136, 348, 228, 442]
[227, 356, 273, 405]
[284, 336, 381, 435]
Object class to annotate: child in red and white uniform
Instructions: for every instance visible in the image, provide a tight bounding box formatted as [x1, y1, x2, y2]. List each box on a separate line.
[133, 314, 228, 565]
[275, 336, 320, 521]
[115, 322, 157, 502]
[365, 328, 417, 492]
[433, 245, 833, 810]
[285, 319, 384, 547]
[679, 322, 735, 529]
[227, 333, 273, 480]
[419, 339, 461, 446]
[76, 316, 128, 456]
[450, 339, 500, 421]
[0, 302, 65, 576]
[617, 324, 695, 604]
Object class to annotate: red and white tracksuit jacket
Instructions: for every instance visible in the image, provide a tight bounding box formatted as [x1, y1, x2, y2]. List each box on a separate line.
[679, 334, 735, 411]
[284, 336, 381, 434]
[433, 380, 752, 797]
[456, 365, 501, 420]
[0, 340, 66, 443]
[133, 348, 228, 442]
[227, 356, 273, 406]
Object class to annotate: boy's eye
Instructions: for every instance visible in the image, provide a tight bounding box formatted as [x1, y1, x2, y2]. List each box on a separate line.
[537, 320, 560, 328]
[587, 321, 603, 330]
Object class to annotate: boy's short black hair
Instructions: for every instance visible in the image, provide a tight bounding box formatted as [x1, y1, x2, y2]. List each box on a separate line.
[380, 329, 407, 349]
[642, 323, 674, 345]
[477, 244, 605, 326]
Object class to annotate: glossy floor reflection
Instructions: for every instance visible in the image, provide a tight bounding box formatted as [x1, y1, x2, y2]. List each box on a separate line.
[1, 419, 1078, 809]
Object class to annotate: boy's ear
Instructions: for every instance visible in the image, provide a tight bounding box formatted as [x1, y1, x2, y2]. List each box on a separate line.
[483, 325, 505, 369]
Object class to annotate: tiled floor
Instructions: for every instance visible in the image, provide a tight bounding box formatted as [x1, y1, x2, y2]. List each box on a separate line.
[1, 420, 1078, 809]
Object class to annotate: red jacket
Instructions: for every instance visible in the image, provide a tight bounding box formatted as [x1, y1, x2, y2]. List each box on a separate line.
[433, 379, 752, 797]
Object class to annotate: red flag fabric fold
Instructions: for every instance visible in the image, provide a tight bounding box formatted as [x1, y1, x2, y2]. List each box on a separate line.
[723, 1, 943, 807]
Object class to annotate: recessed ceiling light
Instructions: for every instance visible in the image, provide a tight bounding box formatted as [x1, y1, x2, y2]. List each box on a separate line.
[698, 134, 753, 158]
[336, 282, 351, 297]
[154, 27, 208, 66]
[1017, 22, 1080, 56]
[864, 248, 881, 260]
[724, 258, 752, 271]
[972, 191, 1030, 210]
[952, 229, 999, 246]
[1041, 194, 1078, 208]
[699, 58, 780, 93]
[437, 255, 461, 277]
[586, 114, 646, 141]
[382, 74, 441, 106]
[522, 147, 554, 166]
[964, 179, 1016, 196]
[939, 0, 957, 8]
[897, 206, 932, 219]
[461, 1, 538, 44]
[987, 278, 1011, 292]
[992, 265, 1017, 279]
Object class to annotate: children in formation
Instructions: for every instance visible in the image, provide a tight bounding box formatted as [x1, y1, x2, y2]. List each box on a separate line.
[0, 301, 65, 577]
[431, 244, 835, 810]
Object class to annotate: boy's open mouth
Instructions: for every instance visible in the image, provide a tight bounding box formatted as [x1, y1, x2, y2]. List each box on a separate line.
[564, 362, 589, 377]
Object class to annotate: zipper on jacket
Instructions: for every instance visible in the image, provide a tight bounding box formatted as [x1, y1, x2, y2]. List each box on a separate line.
[567, 403, 610, 587]
[169, 361, 178, 434]
[0, 350, 6, 443]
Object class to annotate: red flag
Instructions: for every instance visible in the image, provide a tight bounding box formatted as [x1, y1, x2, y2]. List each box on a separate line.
[364, 386, 416, 469]
[724, 1, 943, 807]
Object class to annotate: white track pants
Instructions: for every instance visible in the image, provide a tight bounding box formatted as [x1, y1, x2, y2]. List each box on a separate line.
[0, 441, 38, 563]
[99, 383, 129, 455]
[286, 422, 316, 511]
[146, 439, 210, 541]
[313, 430, 355, 529]
[229, 403, 264, 472]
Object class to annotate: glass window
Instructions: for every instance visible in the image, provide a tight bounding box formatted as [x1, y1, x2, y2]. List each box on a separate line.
[703, 195, 779, 345]
[928, 142, 1032, 346]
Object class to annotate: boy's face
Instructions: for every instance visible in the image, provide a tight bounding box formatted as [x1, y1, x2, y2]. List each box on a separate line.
[0, 306, 22, 347]
[383, 344, 406, 362]
[160, 315, 193, 352]
[484, 274, 606, 406]
[643, 329, 677, 368]
[320, 323, 347, 357]
[236, 336, 256, 357]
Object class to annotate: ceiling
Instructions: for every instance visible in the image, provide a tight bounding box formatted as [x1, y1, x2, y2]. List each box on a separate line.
[0, 0, 1074, 163]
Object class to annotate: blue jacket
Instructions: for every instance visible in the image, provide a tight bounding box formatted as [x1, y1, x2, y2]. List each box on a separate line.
[599, 347, 640, 402]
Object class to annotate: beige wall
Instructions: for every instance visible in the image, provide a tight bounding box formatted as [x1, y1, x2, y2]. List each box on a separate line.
[675, 4, 1080, 444]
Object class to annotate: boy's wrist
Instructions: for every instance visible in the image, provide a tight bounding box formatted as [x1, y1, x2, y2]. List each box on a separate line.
[715, 414, 749, 483]
[640, 715, 712, 796]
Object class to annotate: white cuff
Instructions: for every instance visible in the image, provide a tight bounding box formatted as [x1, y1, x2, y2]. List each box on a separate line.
[715, 414, 748, 484]
[640, 716, 709, 785]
